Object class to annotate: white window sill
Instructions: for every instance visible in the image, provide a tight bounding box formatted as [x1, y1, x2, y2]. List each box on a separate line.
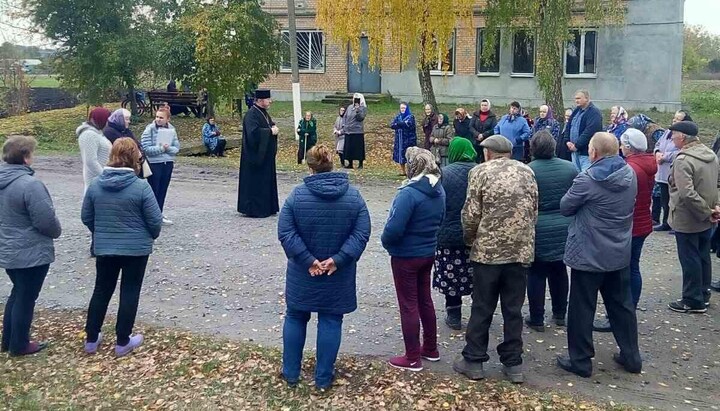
[476, 72, 500, 77]
[279, 69, 325, 74]
[430, 71, 455, 76]
[510, 73, 535, 78]
[564, 73, 598, 79]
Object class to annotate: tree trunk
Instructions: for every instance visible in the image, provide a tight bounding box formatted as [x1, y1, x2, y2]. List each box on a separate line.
[546, 65, 564, 121]
[418, 62, 437, 109]
[127, 84, 138, 116]
[206, 92, 216, 118]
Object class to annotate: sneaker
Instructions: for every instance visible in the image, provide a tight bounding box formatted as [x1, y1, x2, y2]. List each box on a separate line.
[502, 364, 525, 384]
[84, 332, 103, 354]
[556, 355, 591, 378]
[653, 223, 672, 232]
[524, 317, 545, 332]
[668, 300, 707, 314]
[593, 318, 612, 332]
[452, 355, 485, 380]
[9, 341, 48, 357]
[388, 356, 423, 372]
[162, 217, 174, 225]
[115, 334, 144, 357]
[420, 348, 440, 362]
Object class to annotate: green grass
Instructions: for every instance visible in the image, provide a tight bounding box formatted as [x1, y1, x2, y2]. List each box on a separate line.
[26, 74, 61, 88]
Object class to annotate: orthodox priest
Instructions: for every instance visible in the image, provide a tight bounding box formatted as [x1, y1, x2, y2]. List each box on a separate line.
[237, 89, 280, 217]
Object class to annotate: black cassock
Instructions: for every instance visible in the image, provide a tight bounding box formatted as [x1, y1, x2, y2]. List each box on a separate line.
[237, 104, 279, 217]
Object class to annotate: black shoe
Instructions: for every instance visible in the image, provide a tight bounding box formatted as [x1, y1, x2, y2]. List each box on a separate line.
[653, 224, 672, 232]
[593, 318, 612, 332]
[453, 355, 485, 380]
[612, 353, 642, 374]
[524, 317, 545, 332]
[445, 307, 462, 330]
[556, 355, 591, 378]
[711, 281, 720, 292]
[553, 314, 566, 327]
[502, 364, 524, 384]
[668, 300, 707, 314]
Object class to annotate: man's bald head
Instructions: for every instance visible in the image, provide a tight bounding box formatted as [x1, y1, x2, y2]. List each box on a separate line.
[589, 132, 619, 161]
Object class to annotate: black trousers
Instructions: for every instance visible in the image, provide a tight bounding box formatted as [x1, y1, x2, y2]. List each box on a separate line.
[2, 265, 49, 354]
[567, 267, 641, 375]
[527, 260, 568, 324]
[147, 161, 174, 212]
[462, 262, 527, 366]
[85, 255, 149, 346]
[652, 182, 670, 225]
[676, 229, 712, 308]
[210, 139, 227, 156]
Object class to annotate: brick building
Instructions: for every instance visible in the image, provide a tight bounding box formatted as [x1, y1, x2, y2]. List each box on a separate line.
[261, 0, 684, 111]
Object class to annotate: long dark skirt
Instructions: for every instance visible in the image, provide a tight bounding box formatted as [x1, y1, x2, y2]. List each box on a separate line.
[433, 247, 474, 297]
[344, 133, 366, 162]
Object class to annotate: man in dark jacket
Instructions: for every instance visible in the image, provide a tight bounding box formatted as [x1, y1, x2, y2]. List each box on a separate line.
[469, 99, 497, 162]
[666, 121, 720, 313]
[556, 132, 642, 378]
[564, 89, 603, 172]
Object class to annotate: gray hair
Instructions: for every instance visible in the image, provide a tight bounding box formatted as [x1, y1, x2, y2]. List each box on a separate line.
[575, 89, 590, 99]
[530, 130, 557, 160]
[2, 135, 37, 165]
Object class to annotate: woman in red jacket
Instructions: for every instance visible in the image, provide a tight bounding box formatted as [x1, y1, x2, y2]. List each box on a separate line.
[620, 129, 658, 308]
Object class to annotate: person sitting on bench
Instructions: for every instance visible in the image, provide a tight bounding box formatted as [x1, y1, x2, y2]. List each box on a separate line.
[202, 116, 227, 157]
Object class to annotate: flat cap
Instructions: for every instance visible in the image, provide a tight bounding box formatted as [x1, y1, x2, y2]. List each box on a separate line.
[668, 120, 699, 137]
[480, 134, 513, 153]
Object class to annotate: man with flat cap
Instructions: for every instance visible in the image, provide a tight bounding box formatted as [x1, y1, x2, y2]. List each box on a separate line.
[666, 120, 720, 313]
[454, 135, 538, 384]
[237, 89, 280, 218]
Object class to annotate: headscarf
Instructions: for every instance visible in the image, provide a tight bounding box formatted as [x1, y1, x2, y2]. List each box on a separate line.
[437, 112, 449, 127]
[480, 99, 491, 111]
[613, 106, 628, 125]
[404, 147, 440, 184]
[448, 137, 477, 163]
[628, 114, 654, 132]
[455, 107, 467, 119]
[108, 108, 130, 127]
[88, 107, 111, 130]
[352, 92, 367, 107]
[397, 102, 412, 120]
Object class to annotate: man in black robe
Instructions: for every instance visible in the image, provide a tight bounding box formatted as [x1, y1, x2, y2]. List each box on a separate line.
[237, 89, 280, 218]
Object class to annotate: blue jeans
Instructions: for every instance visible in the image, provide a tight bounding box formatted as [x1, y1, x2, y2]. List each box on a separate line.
[282, 308, 343, 388]
[571, 152, 591, 172]
[2, 265, 49, 354]
[675, 229, 712, 308]
[147, 161, 174, 212]
[630, 235, 648, 308]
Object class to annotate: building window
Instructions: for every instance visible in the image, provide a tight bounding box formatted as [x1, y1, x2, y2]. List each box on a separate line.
[430, 32, 455, 75]
[280, 30, 325, 73]
[512, 31, 535, 75]
[565, 30, 597, 76]
[476, 29, 501, 75]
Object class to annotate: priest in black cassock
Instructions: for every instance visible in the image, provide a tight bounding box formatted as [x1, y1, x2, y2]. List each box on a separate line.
[237, 89, 280, 217]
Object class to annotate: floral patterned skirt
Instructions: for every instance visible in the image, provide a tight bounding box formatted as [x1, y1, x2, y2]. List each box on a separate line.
[433, 247, 474, 297]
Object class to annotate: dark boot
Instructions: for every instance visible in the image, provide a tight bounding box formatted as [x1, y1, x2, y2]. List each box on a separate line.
[445, 306, 461, 330]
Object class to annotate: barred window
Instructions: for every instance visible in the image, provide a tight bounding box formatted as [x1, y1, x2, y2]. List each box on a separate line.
[280, 30, 325, 73]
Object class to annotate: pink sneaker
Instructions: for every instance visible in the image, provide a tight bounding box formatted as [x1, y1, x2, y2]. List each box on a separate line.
[388, 356, 423, 372]
[84, 332, 103, 354]
[421, 348, 440, 362]
[115, 334, 144, 358]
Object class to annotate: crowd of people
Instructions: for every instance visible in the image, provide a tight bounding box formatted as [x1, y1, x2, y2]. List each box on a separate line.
[1, 89, 719, 399]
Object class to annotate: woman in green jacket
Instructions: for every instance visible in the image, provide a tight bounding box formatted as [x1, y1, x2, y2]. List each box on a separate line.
[297, 111, 317, 164]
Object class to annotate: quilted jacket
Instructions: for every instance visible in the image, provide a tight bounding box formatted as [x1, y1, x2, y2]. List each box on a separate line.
[437, 161, 475, 248]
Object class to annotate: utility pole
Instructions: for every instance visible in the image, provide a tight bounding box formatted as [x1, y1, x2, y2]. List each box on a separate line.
[287, 0, 301, 141]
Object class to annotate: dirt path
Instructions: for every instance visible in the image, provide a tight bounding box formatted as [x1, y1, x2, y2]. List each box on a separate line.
[4, 155, 719, 410]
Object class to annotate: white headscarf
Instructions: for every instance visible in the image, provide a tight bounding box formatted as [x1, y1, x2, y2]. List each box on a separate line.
[481, 99, 492, 110]
[353, 93, 367, 107]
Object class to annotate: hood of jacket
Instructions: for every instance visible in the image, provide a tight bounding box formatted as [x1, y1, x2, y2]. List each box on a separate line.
[587, 155, 634, 192]
[303, 172, 349, 200]
[680, 141, 717, 164]
[97, 167, 138, 192]
[0, 164, 33, 189]
[76, 122, 100, 138]
[405, 175, 443, 198]
[626, 153, 658, 178]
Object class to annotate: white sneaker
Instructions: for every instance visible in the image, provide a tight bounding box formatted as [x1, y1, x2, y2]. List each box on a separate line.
[162, 217, 174, 225]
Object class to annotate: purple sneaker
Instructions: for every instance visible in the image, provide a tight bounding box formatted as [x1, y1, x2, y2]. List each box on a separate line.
[115, 334, 144, 358]
[84, 332, 103, 354]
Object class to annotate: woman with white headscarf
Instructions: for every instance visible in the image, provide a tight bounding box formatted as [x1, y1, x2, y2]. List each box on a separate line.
[342, 93, 367, 169]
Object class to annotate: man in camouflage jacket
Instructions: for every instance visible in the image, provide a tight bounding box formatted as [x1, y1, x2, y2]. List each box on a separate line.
[453, 135, 538, 384]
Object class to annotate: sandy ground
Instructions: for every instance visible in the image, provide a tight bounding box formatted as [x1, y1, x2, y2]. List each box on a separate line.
[2, 155, 719, 410]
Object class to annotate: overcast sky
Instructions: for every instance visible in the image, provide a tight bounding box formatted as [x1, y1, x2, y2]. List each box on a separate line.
[1, 0, 719, 46]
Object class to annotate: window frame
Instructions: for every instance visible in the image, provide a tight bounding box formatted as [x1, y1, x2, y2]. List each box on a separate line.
[279, 29, 326, 74]
[476, 29, 501, 77]
[510, 30, 536, 78]
[430, 30, 456, 76]
[564, 29, 598, 79]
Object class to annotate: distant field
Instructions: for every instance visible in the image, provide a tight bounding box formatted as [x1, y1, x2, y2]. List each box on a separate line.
[27, 74, 61, 88]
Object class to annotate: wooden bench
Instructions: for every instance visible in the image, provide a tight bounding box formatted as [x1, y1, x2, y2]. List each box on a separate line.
[146, 90, 206, 118]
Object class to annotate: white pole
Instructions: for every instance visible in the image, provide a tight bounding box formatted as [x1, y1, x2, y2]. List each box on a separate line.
[287, 0, 302, 141]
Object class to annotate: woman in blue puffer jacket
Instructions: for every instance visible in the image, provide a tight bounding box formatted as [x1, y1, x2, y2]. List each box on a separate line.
[81, 138, 163, 358]
[278, 144, 371, 390]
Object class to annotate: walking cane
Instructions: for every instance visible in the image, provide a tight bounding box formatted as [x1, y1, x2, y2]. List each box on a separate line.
[302, 133, 308, 164]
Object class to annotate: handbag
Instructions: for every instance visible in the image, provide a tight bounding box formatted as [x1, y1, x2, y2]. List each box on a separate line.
[140, 158, 153, 178]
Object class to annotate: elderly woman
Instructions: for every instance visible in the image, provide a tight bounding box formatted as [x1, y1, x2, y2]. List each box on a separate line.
[343, 93, 368, 169]
[333, 106, 346, 166]
[202, 116, 227, 157]
[0, 136, 62, 356]
[382, 147, 446, 372]
[278, 144, 371, 390]
[390, 102, 418, 176]
[533, 105, 561, 141]
[525, 131, 577, 332]
[469, 99, 498, 162]
[429, 113, 453, 167]
[141, 108, 180, 225]
[78, 106, 112, 191]
[453, 108, 473, 143]
[103, 109, 134, 143]
[296, 111, 317, 164]
[421, 104, 438, 150]
[606, 106, 629, 141]
[82, 138, 163, 357]
[434, 138, 476, 330]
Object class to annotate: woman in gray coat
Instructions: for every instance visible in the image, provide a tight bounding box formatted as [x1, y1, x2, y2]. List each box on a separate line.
[0, 136, 62, 356]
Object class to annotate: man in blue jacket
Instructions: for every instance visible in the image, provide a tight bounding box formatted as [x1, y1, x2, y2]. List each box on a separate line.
[494, 101, 531, 161]
[564, 89, 603, 172]
[556, 132, 642, 378]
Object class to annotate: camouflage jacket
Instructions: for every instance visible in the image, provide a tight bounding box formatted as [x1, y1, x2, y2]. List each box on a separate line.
[461, 157, 539, 265]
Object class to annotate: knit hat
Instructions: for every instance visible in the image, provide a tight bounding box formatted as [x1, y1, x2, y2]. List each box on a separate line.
[448, 137, 477, 163]
[620, 128, 648, 152]
[668, 121, 699, 137]
[480, 135, 513, 153]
